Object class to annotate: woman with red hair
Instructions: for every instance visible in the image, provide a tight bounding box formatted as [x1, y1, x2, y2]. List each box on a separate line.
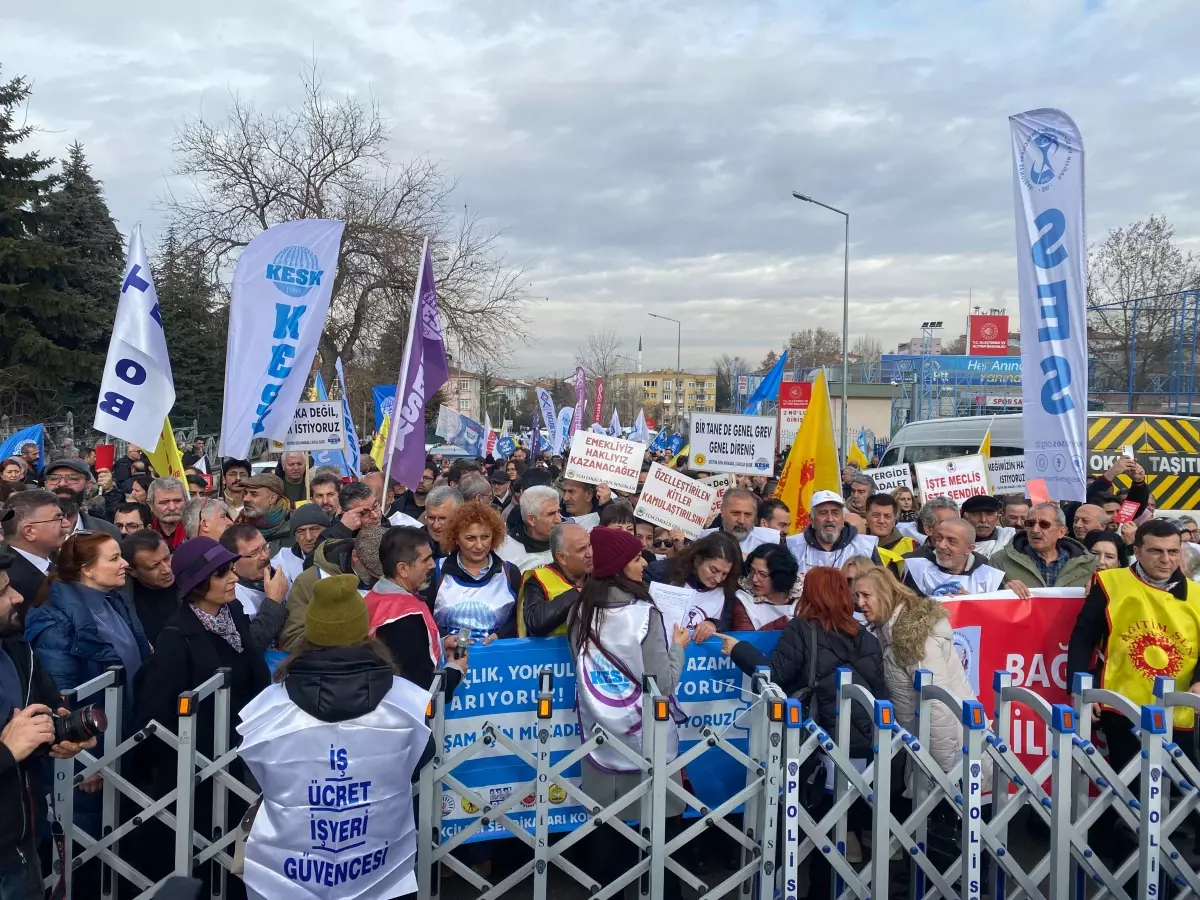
[430, 501, 522, 642]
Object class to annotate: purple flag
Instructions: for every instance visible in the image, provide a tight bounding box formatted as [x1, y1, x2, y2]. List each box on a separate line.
[385, 239, 450, 488]
[571, 366, 587, 436]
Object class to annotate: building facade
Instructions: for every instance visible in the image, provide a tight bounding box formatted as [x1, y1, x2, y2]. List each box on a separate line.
[608, 369, 718, 419]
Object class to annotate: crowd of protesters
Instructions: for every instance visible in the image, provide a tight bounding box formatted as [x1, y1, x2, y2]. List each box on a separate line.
[2, 432, 1198, 898]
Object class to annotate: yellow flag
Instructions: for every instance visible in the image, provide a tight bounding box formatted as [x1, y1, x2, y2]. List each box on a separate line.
[979, 425, 992, 458]
[370, 413, 392, 471]
[847, 442, 869, 469]
[774, 370, 840, 535]
[670, 443, 690, 468]
[142, 417, 186, 480]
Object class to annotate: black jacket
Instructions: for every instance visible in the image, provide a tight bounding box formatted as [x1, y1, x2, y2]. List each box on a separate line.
[122, 579, 180, 646]
[730, 617, 888, 758]
[521, 563, 582, 637]
[283, 645, 435, 775]
[4, 550, 48, 610]
[0, 635, 60, 865]
[388, 491, 426, 521]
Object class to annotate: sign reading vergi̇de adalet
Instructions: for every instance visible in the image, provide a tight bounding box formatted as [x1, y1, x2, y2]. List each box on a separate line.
[688, 413, 776, 476]
[564, 431, 646, 493]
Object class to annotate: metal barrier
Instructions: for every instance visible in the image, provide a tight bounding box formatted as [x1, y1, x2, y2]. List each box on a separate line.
[46, 662, 1200, 900]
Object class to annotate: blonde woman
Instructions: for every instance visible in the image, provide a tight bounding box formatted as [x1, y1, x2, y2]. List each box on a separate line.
[892, 485, 918, 523]
[851, 566, 989, 791]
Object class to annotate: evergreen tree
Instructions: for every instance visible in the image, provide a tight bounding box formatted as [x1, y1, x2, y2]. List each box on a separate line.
[0, 72, 78, 421]
[40, 141, 124, 416]
[153, 229, 227, 433]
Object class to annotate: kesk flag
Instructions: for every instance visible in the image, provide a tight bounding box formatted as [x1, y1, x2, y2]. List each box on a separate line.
[535, 387, 557, 436]
[0, 425, 43, 469]
[385, 239, 451, 489]
[1011, 108, 1087, 501]
[744, 350, 788, 415]
[552, 407, 573, 455]
[335, 358, 362, 478]
[95, 226, 176, 450]
[631, 409, 650, 442]
[609, 409, 621, 436]
[142, 418, 186, 480]
[220, 219, 345, 457]
[775, 370, 840, 535]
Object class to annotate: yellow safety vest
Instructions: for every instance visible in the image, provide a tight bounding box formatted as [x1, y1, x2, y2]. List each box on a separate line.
[877, 537, 917, 575]
[1098, 567, 1200, 728]
[517, 565, 577, 638]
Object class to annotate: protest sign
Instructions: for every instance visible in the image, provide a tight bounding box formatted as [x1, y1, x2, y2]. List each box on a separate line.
[700, 473, 732, 521]
[862, 464, 911, 493]
[987, 455, 1026, 495]
[274, 401, 344, 452]
[564, 431, 645, 493]
[942, 589, 1085, 782]
[915, 454, 989, 502]
[777, 382, 812, 449]
[634, 463, 716, 539]
[689, 413, 776, 476]
[648, 583, 694, 634]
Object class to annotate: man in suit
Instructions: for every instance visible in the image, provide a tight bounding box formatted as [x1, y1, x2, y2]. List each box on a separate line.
[0, 489, 68, 607]
[43, 457, 121, 539]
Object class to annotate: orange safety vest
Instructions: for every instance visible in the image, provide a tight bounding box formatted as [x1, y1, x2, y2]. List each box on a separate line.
[1097, 567, 1200, 728]
[517, 565, 577, 638]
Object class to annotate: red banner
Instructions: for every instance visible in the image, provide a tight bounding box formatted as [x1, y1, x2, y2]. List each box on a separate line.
[592, 378, 604, 425]
[967, 314, 1010, 356]
[942, 589, 1086, 779]
[777, 381, 813, 450]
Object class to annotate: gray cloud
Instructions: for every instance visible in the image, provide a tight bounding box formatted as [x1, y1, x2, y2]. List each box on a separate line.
[5, 0, 1200, 375]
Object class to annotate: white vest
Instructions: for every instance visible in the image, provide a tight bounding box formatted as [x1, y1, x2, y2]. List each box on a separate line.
[971, 526, 1016, 560]
[236, 677, 431, 900]
[735, 589, 793, 630]
[566, 512, 600, 532]
[271, 549, 305, 588]
[904, 557, 1005, 597]
[785, 532, 878, 573]
[236, 583, 267, 620]
[433, 556, 516, 638]
[699, 526, 782, 557]
[896, 522, 926, 545]
[388, 511, 423, 529]
[680, 586, 727, 630]
[496, 535, 553, 572]
[576, 601, 679, 772]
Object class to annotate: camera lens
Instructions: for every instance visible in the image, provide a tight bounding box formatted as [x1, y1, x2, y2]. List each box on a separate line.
[52, 705, 108, 744]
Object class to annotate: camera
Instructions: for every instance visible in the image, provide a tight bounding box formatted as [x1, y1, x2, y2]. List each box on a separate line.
[48, 705, 108, 745]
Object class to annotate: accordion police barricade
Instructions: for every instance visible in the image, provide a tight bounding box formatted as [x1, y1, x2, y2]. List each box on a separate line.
[1153, 676, 1200, 897]
[47, 665, 257, 900]
[415, 666, 790, 900]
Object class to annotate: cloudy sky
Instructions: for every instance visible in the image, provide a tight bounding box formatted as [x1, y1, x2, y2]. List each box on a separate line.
[5, 0, 1199, 377]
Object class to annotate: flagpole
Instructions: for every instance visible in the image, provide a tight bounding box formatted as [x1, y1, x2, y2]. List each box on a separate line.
[381, 236, 428, 497]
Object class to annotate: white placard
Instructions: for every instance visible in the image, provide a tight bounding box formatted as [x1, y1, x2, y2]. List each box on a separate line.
[649, 582, 693, 636]
[987, 455, 1026, 495]
[563, 431, 645, 493]
[688, 413, 776, 476]
[276, 401, 345, 452]
[700, 473, 733, 522]
[634, 463, 716, 540]
[862, 464, 912, 493]
[915, 454, 990, 503]
[778, 408, 806, 449]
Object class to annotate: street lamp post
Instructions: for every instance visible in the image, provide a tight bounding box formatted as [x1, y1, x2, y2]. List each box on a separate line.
[792, 191, 850, 465]
[648, 313, 682, 427]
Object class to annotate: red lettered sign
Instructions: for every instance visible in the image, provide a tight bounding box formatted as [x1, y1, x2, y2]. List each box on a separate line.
[967, 314, 1010, 356]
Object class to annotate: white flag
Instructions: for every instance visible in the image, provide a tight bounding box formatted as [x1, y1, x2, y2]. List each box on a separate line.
[552, 407, 574, 455]
[219, 220, 345, 458]
[609, 409, 621, 436]
[1010, 109, 1087, 501]
[94, 226, 176, 448]
[631, 408, 650, 442]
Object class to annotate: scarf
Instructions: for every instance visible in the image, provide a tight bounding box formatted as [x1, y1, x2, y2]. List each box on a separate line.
[153, 518, 187, 550]
[190, 603, 244, 653]
[239, 496, 290, 542]
[1134, 560, 1178, 592]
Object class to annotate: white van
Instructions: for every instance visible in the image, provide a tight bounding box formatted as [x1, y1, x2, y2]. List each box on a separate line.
[879, 415, 1023, 465]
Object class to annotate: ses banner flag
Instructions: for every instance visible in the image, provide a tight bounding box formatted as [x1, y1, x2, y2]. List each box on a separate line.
[1010, 109, 1087, 501]
[564, 431, 645, 493]
[915, 454, 990, 502]
[968, 314, 1010, 356]
[571, 367, 587, 436]
[95, 226, 177, 449]
[775, 370, 840, 535]
[634, 463, 716, 539]
[592, 378, 604, 425]
[220, 219, 345, 458]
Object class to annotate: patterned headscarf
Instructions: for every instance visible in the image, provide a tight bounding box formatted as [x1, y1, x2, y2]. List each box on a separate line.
[189, 603, 244, 653]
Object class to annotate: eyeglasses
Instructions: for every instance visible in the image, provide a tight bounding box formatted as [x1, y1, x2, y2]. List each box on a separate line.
[213, 562, 234, 578]
[46, 474, 86, 486]
[749, 569, 771, 579]
[28, 514, 67, 525]
[652, 540, 674, 549]
[243, 544, 270, 559]
[1027, 519, 1059, 530]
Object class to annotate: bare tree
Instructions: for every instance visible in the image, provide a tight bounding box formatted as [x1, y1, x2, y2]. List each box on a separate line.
[165, 66, 529, 380]
[849, 335, 882, 379]
[788, 328, 842, 370]
[714, 354, 751, 411]
[759, 350, 779, 372]
[1088, 215, 1200, 401]
[575, 329, 624, 420]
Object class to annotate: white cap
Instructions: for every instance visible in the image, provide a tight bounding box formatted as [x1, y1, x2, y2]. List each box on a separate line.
[809, 490, 846, 509]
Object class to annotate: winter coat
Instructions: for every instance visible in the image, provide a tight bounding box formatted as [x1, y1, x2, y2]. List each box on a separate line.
[988, 533, 1096, 589]
[730, 616, 888, 758]
[280, 534, 356, 651]
[0, 635, 60, 866]
[871, 593, 991, 793]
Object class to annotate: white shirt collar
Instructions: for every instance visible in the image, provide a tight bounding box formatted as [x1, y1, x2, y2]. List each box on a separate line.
[71, 513, 86, 534]
[13, 546, 51, 574]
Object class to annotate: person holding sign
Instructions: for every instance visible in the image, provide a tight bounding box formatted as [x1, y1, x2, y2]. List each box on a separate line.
[785, 490, 880, 575]
[730, 544, 799, 631]
[238, 574, 431, 900]
[901, 518, 1005, 598]
[567, 526, 689, 892]
[645, 532, 743, 641]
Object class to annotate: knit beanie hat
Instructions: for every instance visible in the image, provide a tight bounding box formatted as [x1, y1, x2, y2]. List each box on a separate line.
[589, 526, 645, 579]
[290, 502, 332, 534]
[305, 574, 369, 647]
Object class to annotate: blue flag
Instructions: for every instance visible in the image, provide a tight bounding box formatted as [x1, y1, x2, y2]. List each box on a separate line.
[0, 425, 43, 470]
[744, 350, 788, 414]
[666, 432, 685, 458]
[372, 385, 396, 431]
[648, 428, 668, 452]
[311, 365, 359, 478]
